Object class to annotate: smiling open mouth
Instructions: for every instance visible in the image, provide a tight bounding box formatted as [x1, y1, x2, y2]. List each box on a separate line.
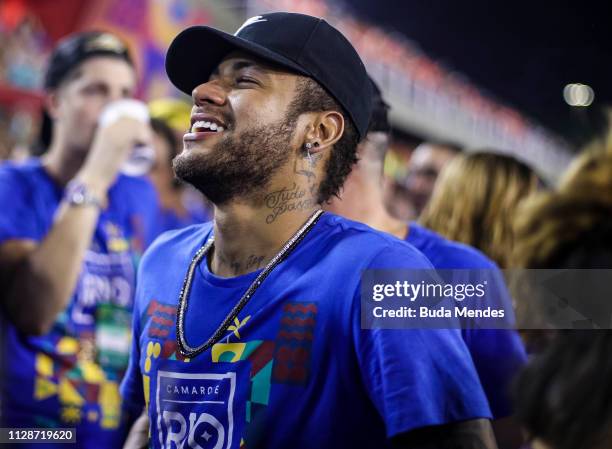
[191, 120, 225, 133]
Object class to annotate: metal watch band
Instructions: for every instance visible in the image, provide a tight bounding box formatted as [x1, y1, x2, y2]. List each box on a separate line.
[64, 180, 103, 208]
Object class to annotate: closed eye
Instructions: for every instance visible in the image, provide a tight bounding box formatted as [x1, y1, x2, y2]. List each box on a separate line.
[236, 76, 260, 86]
[82, 83, 108, 96]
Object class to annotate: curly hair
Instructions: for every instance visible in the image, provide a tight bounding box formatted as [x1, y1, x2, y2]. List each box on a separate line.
[286, 77, 360, 203]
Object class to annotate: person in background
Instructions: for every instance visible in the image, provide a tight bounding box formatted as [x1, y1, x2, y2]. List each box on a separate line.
[514, 150, 612, 270]
[511, 148, 612, 449]
[148, 117, 212, 238]
[512, 146, 612, 352]
[420, 151, 540, 268]
[382, 178, 417, 221]
[0, 31, 158, 448]
[401, 140, 461, 216]
[326, 79, 526, 449]
[380, 138, 420, 221]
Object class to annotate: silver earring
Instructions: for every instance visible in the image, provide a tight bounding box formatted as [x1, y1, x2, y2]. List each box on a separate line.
[304, 142, 314, 165]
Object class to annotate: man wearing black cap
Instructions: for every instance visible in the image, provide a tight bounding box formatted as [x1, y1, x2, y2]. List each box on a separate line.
[0, 31, 158, 447]
[121, 13, 495, 449]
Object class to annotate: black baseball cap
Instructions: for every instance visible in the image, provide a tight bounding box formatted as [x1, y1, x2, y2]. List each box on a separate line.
[44, 31, 133, 89]
[368, 77, 390, 134]
[165, 12, 372, 138]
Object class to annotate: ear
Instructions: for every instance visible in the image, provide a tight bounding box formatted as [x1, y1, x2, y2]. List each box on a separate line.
[45, 90, 61, 120]
[303, 110, 344, 154]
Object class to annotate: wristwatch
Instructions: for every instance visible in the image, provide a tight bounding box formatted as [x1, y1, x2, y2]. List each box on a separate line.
[64, 180, 103, 208]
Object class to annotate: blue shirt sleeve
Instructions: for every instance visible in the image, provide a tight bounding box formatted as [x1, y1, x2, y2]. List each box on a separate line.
[353, 243, 492, 437]
[0, 166, 43, 243]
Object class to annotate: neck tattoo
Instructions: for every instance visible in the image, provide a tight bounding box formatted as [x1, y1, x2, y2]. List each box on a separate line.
[177, 209, 324, 358]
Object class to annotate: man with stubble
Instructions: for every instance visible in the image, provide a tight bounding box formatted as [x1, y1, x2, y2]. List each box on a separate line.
[121, 12, 496, 449]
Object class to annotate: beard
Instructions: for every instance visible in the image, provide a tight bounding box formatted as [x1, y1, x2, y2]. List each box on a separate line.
[173, 116, 296, 205]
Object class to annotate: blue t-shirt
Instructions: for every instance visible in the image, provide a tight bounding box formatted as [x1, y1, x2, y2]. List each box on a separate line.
[121, 213, 491, 449]
[406, 222, 527, 418]
[0, 159, 159, 448]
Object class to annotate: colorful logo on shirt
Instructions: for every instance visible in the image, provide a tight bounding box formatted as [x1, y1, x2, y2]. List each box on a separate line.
[72, 249, 134, 326]
[272, 302, 317, 384]
[33, 336, 122, 429]
[212, 339, 274, 433]
[143, 301, 318, 448]
[143, 300, 190, 362]
[29, 220, 135, 429]
[147, 299, 177, 340]
[156, 371, 237, 449]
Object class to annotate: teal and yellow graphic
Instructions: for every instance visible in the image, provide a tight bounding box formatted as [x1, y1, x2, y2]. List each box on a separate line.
[142, 341, 161, 409]
[33, 336, 122, 429]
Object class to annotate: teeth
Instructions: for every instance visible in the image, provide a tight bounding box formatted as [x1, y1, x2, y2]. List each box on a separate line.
[191, 120, 224, 133]
[191, 121, 206, 131]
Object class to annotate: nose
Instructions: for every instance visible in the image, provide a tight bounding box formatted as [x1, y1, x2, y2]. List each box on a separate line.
[192, 80, 227, 107]
[407, 176, 435, 198]
[107, 91, 125, 105]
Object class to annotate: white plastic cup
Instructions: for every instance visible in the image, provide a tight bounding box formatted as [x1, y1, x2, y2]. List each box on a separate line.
[98, 99, 156, 177]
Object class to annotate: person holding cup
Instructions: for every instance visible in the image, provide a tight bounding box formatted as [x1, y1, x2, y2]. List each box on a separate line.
[0, 31, 158, 448]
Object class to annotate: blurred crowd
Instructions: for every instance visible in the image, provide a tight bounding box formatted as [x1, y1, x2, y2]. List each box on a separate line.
[0, 15, 611, 449]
